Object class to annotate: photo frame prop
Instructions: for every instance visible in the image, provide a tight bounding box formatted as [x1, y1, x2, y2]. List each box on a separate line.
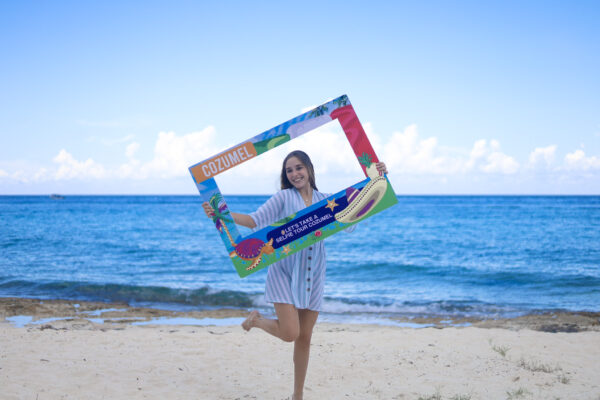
[189, 95, 398, 278]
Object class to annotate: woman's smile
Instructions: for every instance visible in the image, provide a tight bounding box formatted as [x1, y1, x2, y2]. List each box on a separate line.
[285, 157, 309, 190]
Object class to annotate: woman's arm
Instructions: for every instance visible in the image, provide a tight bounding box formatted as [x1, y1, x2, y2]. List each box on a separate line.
[231, 212, 257, 229]
[202, 202, 257, 229]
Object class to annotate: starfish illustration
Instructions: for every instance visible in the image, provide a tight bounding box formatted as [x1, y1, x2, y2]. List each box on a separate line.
[325, 198, 339, 212]
[282, 245, 291, 255]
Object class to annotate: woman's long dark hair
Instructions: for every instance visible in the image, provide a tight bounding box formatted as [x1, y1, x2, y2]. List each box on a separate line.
[280, 150, 318, 191]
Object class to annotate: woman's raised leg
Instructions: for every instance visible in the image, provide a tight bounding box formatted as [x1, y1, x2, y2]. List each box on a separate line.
[241, 303, 300, 342]
[293, 309, 319, 400]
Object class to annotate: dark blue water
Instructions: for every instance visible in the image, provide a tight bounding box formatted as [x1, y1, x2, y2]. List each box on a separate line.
[1, 195, 599, 319]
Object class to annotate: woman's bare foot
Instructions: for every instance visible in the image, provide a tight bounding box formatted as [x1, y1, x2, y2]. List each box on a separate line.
[241, 310, 260, 331]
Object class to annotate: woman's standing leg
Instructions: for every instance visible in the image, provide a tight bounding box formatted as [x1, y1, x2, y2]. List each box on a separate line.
[293, 309, 319, 400]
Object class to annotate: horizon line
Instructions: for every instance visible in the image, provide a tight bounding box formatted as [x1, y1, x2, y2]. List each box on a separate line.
[1, 193, 599, 197]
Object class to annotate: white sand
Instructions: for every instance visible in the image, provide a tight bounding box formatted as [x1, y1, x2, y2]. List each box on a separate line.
[1, 321, 599, 400]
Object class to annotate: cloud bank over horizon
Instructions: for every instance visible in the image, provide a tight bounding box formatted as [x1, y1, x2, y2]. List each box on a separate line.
[1, 121, 598, 195]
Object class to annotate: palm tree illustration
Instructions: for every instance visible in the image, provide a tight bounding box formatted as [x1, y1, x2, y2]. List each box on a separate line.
[309, 104, 329, 117]
[358, 152, 373, 168]
[209, 193, 236, 247]
[333, 95, 348, 107]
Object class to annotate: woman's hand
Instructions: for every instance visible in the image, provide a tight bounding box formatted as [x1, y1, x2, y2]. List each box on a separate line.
[202, 201, 215, 218]
[202, 202, 257, 228]
[376, 162, 388, 175]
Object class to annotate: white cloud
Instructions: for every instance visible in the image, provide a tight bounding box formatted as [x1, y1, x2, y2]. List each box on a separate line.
[113, 126, 219, 180]
[116, 158, 140, 179]
[3, 122, 600, 195]
[33, 168, 49, 182]
[1, 127, 219, 184]
[285, 123, 358, 174]
[564, 149, 600, 170]
[469, 139, 488, 161]
[219, 121, 363, 193]
[466, 139, 519, 174]
[10, 170, 30, 183]
[232, 122, 358, 176]
[139, 127, 218, 179]
[380, 126, 518, 175]
[528, 145, 557, 168]
[481, 151, 519, 174]
[125, 142, 140, 158]
[53, 149, 107, 180]
[479, 140, 519, 174]
[7, 123, 524, 189]
[178, 123, 523, 185]
[383, 124, 463, 174]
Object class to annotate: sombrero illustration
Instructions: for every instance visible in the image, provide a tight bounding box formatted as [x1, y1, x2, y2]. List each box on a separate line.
[335, 167, 388, 224]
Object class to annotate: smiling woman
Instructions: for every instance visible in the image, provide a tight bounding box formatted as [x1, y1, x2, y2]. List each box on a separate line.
[282, 150, 317, 199]
[201, 147, 389, 400]
[194, 94, 394, 400]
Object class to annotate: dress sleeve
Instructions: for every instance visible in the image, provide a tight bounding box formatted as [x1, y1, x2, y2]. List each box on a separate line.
[249, 191, 286, 230]
[344, 224, 357, 233]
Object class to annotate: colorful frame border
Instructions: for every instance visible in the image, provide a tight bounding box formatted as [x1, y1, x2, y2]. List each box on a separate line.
[189, 95, 397, 277]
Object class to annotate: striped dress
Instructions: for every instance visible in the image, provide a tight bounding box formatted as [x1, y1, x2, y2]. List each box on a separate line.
[249, 188, 329, 311]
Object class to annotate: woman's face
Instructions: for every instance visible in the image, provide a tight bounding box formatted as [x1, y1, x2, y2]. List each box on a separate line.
[285, 156, 309, 191]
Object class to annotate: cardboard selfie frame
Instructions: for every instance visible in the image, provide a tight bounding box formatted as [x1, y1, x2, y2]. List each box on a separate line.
[189, 95, 397, 277]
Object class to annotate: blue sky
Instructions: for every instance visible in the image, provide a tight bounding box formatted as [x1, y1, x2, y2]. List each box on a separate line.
[1, 0, 599, 194]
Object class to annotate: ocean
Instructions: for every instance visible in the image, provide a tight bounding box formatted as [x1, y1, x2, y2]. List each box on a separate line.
[1, 195, 599, 323]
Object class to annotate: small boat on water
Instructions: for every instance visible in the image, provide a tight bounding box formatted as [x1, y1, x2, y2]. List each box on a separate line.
[49, 194, 65, 200]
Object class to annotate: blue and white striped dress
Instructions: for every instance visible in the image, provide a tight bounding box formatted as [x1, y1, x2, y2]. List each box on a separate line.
[249, 188, 329, 311]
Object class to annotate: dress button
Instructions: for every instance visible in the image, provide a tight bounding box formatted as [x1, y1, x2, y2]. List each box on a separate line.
[308, 267, 311, 271]
[308, 256, 312, 260]
[309, 247, 313, 250]
[307, 278, 311, 282]
[307, 288, 310, 292]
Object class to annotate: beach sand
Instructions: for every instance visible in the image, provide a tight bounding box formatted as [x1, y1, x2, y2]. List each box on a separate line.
[1, 298, 599, 400]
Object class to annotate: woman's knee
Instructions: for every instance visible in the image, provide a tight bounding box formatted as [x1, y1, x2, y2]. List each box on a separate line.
[295, 330, 312, 345]
[279, 326, 299, 342]
[274, 303, 299, 342]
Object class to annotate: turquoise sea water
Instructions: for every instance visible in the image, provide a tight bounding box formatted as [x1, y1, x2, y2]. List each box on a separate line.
[1, 195, 599, 320]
